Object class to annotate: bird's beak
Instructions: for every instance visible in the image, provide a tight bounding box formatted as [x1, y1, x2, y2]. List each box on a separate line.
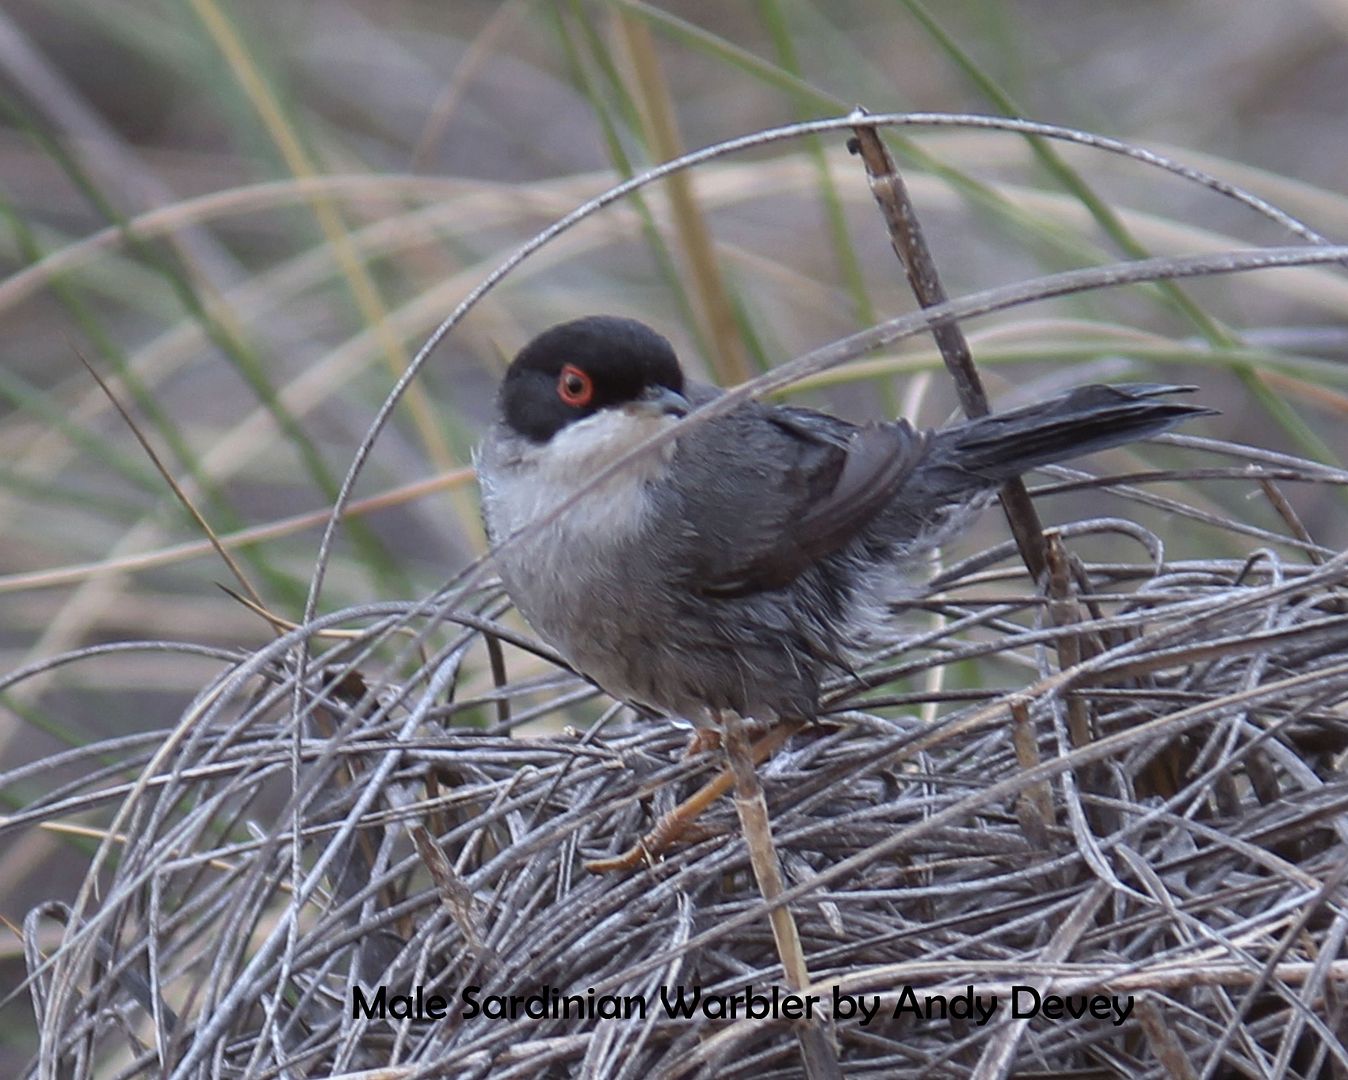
[626, 385, 690, 419]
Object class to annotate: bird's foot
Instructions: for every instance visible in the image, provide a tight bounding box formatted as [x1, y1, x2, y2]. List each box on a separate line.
[682, 728, 721, 757]
[585, 719, 805, 873]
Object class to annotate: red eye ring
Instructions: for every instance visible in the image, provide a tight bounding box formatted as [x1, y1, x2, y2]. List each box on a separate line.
[557, 364, 594, 407]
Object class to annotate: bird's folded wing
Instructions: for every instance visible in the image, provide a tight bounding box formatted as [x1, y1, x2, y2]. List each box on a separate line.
[681, 406, 928, 598]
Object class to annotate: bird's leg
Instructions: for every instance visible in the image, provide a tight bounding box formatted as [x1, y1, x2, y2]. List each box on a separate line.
[584, 719, 803, 873]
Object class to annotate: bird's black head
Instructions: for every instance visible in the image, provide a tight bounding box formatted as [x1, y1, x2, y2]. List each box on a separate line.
[499, 316, 687, 443]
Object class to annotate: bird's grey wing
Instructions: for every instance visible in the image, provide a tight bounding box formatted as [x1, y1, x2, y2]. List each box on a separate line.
[671, 403, 928, 598]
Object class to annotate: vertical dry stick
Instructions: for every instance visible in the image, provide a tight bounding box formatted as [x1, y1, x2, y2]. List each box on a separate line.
[1045, 536, 1091, 751]
[847, 113, 1049, 582]
[1009, 698, 1053, 851]
[721, 710, 841, 1080]
[1045, 534, 1112, 833]
[1258, 478, 1325, 566]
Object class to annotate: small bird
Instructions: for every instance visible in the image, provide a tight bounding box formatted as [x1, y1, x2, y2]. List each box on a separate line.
[477, 315, 1210, 729]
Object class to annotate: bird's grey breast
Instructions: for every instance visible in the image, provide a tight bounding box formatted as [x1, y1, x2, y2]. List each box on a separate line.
[476, 417, 681, 703]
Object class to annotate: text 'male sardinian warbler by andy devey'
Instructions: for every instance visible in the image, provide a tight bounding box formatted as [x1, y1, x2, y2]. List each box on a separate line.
[477, 315, 1212, 733]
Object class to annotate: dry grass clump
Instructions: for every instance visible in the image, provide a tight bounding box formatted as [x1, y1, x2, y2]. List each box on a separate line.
[11, 427, 1348, 1077]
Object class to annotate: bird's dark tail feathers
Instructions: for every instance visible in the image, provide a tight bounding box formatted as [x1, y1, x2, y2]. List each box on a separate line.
[935, 383, 1215, 482]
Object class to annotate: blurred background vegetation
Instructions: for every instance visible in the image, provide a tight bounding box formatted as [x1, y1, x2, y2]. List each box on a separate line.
[2, 0, 1347, 1067]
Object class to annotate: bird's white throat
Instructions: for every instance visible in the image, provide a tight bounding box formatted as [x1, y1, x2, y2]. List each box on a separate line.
[481, 407, 680, 544]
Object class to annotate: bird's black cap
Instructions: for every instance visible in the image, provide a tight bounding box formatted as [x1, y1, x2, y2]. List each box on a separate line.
[500, 316, 685, 443]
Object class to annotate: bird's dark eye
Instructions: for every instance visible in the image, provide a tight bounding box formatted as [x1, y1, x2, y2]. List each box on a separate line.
[557, 364, 594, 407]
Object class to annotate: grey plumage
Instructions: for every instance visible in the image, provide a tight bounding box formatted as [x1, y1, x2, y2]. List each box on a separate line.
[477, 316, 1213, 726]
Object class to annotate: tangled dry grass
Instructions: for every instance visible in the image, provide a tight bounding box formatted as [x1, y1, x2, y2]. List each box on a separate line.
[10, 430, 1348, 1078]
[8, 110, 1348, 1077]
